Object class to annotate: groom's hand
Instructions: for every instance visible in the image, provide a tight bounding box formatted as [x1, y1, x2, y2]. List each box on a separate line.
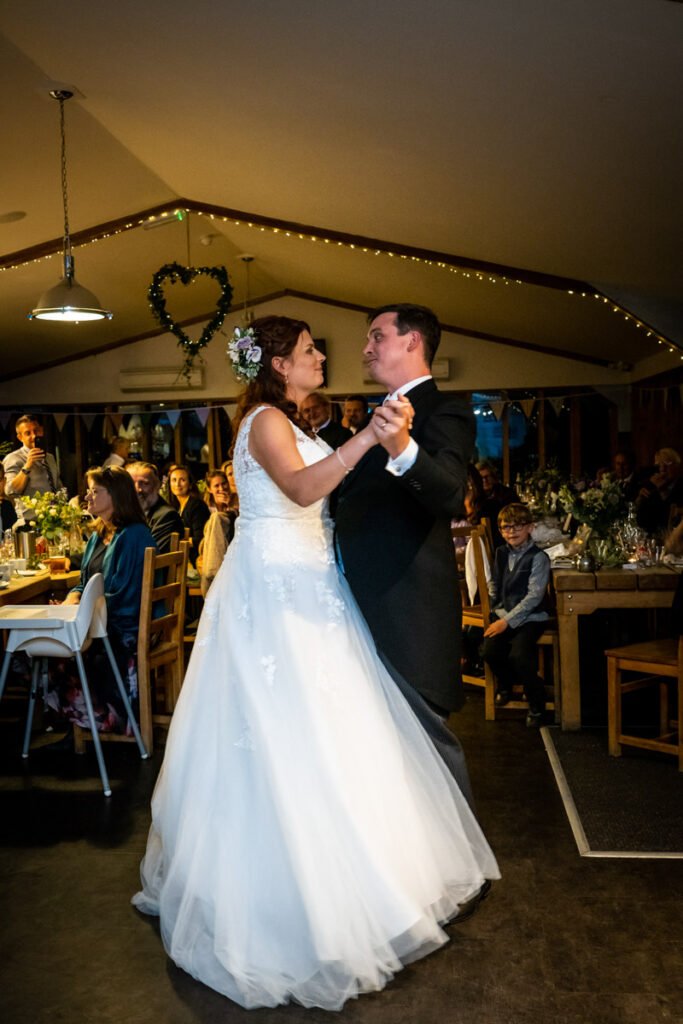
[372, 396, 414, 459]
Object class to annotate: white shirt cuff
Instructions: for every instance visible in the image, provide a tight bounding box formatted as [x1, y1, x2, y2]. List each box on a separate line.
[385, 437, 419, 476]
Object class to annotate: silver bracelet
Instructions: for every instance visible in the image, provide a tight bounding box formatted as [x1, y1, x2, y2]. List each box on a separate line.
[335, 448, 351, 474]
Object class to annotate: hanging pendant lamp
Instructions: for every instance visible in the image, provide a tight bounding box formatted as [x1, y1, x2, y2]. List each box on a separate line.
[29, 90, 112, 323]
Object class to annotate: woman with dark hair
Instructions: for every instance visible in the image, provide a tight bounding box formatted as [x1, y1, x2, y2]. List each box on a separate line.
[197, 469, 238, 596]
[133, 315, 498, 1009]
[451, 463, 485, 550]
[48, 466, 156, 734]
[168, 463, 209, 566]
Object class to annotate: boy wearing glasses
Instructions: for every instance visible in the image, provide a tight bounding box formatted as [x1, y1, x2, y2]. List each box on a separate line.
[482, 503, 550, 727]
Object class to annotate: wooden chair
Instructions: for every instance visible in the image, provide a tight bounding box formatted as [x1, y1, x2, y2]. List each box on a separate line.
[138, 541, 190, 751]
[74, 541, 189, 756]
[459, 524, 496, 720]
[462, 528, 560, 722]
[496, 616, 560, 723]
[451, 522, 475, 606]
[479, 516, 494, 562]
[605, 634, 682, 771]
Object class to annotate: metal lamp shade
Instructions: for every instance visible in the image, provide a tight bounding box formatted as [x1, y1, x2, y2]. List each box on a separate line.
[30, 273, 112, 323]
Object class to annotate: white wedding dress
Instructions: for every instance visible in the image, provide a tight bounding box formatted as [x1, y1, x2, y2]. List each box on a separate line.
[132, 407, 499, 1011]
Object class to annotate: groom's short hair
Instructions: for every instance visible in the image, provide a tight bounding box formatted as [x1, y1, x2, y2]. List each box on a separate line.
[367, 303, 441, 366]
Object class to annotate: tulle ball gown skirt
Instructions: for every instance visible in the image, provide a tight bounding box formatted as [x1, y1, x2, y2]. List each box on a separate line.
[132, 516, 499, 1010]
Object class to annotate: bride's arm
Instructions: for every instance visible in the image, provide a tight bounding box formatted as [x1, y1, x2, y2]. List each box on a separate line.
[249, 408, 378, 507]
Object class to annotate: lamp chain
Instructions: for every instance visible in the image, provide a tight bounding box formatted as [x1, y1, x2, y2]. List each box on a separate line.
[57, 93, 72, 262]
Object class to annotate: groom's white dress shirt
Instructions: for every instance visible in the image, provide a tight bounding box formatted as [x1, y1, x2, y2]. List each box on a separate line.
[384, 375, 432, 477]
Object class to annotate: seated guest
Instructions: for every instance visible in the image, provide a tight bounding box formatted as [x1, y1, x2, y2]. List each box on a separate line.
[611, 450, 641, 502]
[300, 392, 352, 449]
[126, 461, 184, 553]
[198, 469, 238, 596]
[635, 447, 683, 537]
[223, 462, 239, 497]
[102, 436, 131, 468]
[482, 503, 550, 728]
[0, 464, 17, 533]
[341, 394, 370, 433]
[47, 466, 156, 736]
[451, 464, 485, 550]
[168, 464, 210, 567]
[3, 413, 63, 498]
[477, 459, 518, 547]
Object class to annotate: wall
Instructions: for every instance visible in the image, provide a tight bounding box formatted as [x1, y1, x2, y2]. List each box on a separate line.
[0, 296, 628, 408]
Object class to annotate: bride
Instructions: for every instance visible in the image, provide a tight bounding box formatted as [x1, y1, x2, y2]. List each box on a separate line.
[132, 315, 499, 1010]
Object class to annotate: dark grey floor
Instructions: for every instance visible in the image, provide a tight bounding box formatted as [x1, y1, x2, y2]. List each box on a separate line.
[1, 692, 682, 1024]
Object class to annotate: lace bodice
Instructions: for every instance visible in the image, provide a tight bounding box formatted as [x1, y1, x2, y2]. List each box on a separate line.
[232, 405, 333, 532]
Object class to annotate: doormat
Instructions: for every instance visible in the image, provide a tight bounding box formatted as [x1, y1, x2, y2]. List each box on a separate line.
[541, 726, 683, 859]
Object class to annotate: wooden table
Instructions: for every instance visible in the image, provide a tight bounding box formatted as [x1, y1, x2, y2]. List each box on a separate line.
[0, 569, 80, 608]
[553, 566, 679, 730]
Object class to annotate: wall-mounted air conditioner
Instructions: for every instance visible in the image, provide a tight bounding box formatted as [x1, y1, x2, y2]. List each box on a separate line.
[119, 366, 204, 392]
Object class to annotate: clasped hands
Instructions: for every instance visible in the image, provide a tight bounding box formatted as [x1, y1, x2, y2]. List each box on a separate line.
[370, 395, 414, 457]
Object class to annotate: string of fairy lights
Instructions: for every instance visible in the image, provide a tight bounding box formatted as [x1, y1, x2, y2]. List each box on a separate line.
[1, 203, 681, 361]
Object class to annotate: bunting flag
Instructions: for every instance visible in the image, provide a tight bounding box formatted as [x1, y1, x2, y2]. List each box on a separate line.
[53, 412, 68, 432]
[489, 401, 505, 421]
[165, 410, 182, 429]
[593, 385, 631, 432]
[110, 413, 124, 431]
[194, 407, 211, 427]
[548, 397, 564, 417]
[81, 413, 97, 431]
[519, 399, 535, 419]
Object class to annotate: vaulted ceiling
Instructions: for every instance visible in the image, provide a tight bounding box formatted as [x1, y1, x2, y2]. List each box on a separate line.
[1, 0, 682, 390]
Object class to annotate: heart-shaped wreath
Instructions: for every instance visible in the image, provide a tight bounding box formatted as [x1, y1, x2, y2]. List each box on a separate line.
[148, 262, 234, 379]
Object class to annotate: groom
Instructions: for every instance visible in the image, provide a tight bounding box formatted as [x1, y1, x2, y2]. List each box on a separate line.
[335, 304, 477, 799]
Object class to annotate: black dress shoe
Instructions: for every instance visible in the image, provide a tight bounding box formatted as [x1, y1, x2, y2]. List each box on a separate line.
[494, 691, 511, 707]
[450, 879, 492, 924]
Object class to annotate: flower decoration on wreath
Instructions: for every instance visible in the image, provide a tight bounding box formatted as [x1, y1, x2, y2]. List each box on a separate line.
[227, 326, 263, 383]
[147, 262, 234, 380]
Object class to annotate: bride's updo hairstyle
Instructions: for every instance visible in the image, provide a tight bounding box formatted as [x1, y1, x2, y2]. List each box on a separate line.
[231, 315, 314, 441]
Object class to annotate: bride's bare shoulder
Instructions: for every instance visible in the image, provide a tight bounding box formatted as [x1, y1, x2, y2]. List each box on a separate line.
[248, 406, 295, 450]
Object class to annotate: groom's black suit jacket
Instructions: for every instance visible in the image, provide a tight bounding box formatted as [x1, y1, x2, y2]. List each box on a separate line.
[335, 379, 475, 712]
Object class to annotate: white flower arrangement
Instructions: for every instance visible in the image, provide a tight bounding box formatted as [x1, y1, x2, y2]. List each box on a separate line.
[227, 326, 262, 383]
[557, 474, 627, 535]
[19, 489, 82, 541]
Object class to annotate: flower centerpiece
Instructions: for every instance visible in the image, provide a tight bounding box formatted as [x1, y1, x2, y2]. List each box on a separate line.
[557, 474, 628, 538]
[519, 465, 570, 518]
[19, 489, 83, 552]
